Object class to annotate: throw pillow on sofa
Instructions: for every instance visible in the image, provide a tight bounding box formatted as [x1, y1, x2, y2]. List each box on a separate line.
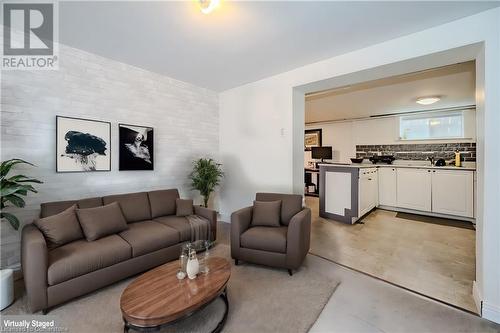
[34, 204, 84, 249]
[176, 199, 194, 217]
[251, 200, 282, 227]
[76, 202, 129, 241]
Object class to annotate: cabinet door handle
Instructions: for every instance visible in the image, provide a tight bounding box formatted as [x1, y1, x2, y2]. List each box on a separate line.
[368, 178, 372, 181]
[427, 170, 431, 172]
[392, 168, 395, 171]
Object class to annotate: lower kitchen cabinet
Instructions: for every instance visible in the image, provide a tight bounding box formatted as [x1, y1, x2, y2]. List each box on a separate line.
[378, 167, 397, 206]
[431, 169, 474, 218]
[359, 168, 378, 217]
[396, 168, 432, 212]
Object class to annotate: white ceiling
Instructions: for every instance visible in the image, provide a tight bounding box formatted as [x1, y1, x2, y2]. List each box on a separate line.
[305, 61, 475, 123]
[59, 1, 499, 92]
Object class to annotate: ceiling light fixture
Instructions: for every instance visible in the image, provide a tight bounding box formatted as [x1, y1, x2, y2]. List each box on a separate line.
[416, 96, 441, 105]
[198, 0, 220, 14]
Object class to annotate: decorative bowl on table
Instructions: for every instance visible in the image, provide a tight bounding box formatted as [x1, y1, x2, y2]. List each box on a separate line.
[350, 158, 364, 163]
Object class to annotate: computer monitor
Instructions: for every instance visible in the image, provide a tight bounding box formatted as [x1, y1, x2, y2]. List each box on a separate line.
[311, 146, 332, 162]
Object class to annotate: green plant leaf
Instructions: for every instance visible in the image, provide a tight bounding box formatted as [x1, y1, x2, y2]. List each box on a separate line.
[6, 175, 43, 184]
[0, 211, 20, 230]
[3, 194, 26, 208]
[0, 183, 36, 197]
[0, 159, 34, 178]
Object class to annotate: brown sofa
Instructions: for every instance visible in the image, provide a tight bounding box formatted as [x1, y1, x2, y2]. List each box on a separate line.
[21, 189, 216, 313]
[230, 193, 311, 275]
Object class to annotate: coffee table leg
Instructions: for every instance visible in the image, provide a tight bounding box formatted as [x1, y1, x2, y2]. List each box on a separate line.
[212, 287, 229, 333]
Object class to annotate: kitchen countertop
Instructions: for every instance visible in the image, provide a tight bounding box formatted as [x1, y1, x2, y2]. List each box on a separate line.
[318, 163, 476, 171]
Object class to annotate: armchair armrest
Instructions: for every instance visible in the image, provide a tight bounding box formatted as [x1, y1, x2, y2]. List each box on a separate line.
[21, 223, 48, 313]
[286, 207, 311, 269]
[194, 206, 217, 241]
[230, 206, 253, 258]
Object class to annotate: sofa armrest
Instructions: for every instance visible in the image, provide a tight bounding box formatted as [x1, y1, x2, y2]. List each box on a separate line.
[230, 206, 253, 258]
[286, 207, 311, 269]
[21, 223, 48, 313]
[194, 206, 217, 241]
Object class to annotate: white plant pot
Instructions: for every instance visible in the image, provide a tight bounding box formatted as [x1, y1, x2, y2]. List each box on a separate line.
[0, 269, 14, 310]
[186, 258, 199, 280]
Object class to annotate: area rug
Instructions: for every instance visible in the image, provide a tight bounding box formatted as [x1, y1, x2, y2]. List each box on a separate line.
[3, 244, 338, 333]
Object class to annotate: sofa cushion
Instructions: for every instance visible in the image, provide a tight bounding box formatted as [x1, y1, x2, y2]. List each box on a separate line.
[102, 192, 151, 223]
[176, 199, 194, 217]
[77, 197, 103, 209]
[251, 200, 281, 227]
[47, 235, 132, 285]
[148, 189, 179, 218]
[76, 202, 129, 241]
[240, 226, 288, 254]
[40, 200, 76, 218]
[34, 205, 83, 249]
[255, 193, 303, 226]
[153, 216, 192, 242]
[40, 197, 103, 218]
[118, 220, 179, 257]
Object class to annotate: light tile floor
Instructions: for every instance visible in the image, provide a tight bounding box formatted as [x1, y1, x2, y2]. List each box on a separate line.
[219, 221, 499, 332]
[306, 196, 477, 313]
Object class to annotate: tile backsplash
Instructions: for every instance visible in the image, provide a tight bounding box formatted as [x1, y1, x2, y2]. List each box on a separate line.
[356, 142, 476, 161]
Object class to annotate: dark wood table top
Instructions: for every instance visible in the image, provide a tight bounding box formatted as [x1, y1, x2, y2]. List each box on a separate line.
[120, 256, 231, 328]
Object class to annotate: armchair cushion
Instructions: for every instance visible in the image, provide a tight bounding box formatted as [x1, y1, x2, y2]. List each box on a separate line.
[240, 226, 287, 253]
[255, 193, 302, 226]
[251, 200, 281, 227]
[35, 204, 84, 249]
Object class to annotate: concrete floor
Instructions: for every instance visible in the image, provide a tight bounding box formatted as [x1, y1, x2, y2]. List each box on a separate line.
[306, 196, 477, 313]
[219, 220, 499, 332]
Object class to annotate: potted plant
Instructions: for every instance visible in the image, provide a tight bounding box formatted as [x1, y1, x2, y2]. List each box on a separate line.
[0, 159, 42, 310]
[189, 158, 223, 208]
[1, 159, 43, 230]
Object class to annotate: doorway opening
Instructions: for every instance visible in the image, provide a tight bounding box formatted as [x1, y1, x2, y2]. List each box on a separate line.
[294, 46, 484, 314]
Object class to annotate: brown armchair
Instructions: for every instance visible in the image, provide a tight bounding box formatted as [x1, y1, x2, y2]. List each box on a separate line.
[230, 193, 311, 275]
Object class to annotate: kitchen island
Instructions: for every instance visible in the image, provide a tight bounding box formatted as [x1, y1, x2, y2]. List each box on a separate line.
[319, 163, 475, 224]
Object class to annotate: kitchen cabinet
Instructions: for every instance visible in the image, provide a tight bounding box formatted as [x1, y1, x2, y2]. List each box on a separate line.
[359, 168, 378, 217]
[320, 163, 475, 224]
[378, 167, 397, 206]
[431, 170, 474, 218]
[396, 168, 432, 212]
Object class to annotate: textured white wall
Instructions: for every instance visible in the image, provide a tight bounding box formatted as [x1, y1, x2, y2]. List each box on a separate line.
[0, 44, 219, 268]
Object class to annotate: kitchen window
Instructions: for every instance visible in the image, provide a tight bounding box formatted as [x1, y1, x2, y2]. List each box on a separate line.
[399, 111, 464, 140]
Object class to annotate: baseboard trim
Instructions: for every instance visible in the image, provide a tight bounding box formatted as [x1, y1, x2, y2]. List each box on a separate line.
[482, 302, 500, 324]
[472, 280, 482, 315]
[377, 205, 475, 223]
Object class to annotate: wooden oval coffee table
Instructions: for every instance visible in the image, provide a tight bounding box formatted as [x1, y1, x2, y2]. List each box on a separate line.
[120, 256, 231, 332]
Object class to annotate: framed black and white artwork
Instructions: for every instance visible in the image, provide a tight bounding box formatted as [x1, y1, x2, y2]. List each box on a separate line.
[119, 124, 154, 171]
[56, 116, 111, 172]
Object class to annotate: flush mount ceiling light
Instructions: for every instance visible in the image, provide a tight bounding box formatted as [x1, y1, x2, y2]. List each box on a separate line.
[198, 0, 220, 14]
[416, 96, 441, 105]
